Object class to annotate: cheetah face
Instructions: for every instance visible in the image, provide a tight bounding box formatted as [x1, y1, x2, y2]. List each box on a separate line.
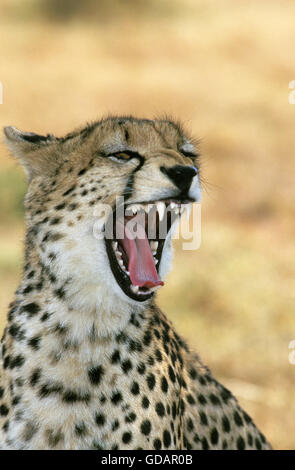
[4, 117, 201, 308]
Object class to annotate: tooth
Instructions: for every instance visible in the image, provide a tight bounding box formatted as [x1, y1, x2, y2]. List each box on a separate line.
[154, 258, 158, 265]
[146, 204, 154, 213]
[115, 250, 122, 258]
[112, 241, 118, 250]
[131, 285, 139, 294]
[170, 202, 177, 210]
[157, 202, 165, 221]
[118, 259, 124, 267]
[150, 241, 158, 251]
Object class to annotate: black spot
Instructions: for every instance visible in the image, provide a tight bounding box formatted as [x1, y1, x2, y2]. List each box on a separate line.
[142, 396, 149, 409]
[78, 168, 87, 176]
[137, 362, 146, 375]
[202, 437, 209, 449]
[28, 335, 41, 350]
[155, 402, 165, 417]
[0, 404, 9, 416]
[222, 415, 231, 433]
[210, 427, 219, 446]
[12, 396, 21, 406]
[200, 411, 208, 426]
[121, 359, 132, 374]
[68, 203, 78, 211]
[111, 391, 122, 405]
[237, 436, 245, 450]
[50, 217, 61, 225]
[186, 393, 196, 405]
[10, 355, 25, 369]
[143, 330, 152, 346]
[163, 429, 171, 448]
[198, 394, 207, 405]
[153, 438, 162, 450]
[55, 202, 66, 210]
[161, 376, 168, 393]
[247, 433, 253, 446]
[255, 438, 262, 450]
[30, 368, 41, 386]
[54, 287, 65, 299]
[23, 285, 34, 295]
[155, 349, 163, 362]
[187, 418, 194, 432]
[21, 302, 40, 317]
[125, 412, 136, 423]
[210, 393, 221, 406]
[41, 312, 50, 322]
[2, 420, 9, 432]
[62, 390, 90, 403]
[39, 382, 63, 398]
[95, 413, 105, 427]
[63, 185, 76, 196]
[74, 422, 87, 436]
[147, 373, 156, 390]
[111, 350, 120, 364]
[88, 365, 104, 385]
[130, 382, 140, 395]
[148, 356, 155, 366]
[141, 419, 151, 436]
[122, 432, 132, 444]
[0, 387, 4, 399]
[112, 420, 120, 431]
[168, 365, 176, 383]
[233, 411, 243, 427]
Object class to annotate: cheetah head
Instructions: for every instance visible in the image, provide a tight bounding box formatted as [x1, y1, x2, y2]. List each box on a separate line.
[4, 117, 201, 311]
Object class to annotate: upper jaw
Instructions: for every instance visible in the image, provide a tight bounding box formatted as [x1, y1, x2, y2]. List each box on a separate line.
[105, 197, 192, 302]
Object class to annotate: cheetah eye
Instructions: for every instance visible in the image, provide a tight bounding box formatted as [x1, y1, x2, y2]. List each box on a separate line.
[108, 151, 140, 163]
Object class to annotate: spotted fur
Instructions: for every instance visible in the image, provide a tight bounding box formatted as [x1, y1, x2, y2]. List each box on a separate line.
[0, 117, 271, 449]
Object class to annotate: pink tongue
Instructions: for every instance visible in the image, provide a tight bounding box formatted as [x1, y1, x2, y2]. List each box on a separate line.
[121, 221, 164, 288]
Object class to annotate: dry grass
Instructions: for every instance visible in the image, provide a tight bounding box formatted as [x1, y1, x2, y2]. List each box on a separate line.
[0, 0, 295, 449]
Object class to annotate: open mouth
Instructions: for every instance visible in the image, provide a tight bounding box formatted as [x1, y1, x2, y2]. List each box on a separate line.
[105, 199, 191, 301]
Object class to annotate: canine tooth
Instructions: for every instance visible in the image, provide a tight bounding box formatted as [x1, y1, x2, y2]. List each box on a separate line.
[146, 204, 154, 213]
[150, 241, 158, 251]
[170, 202, 177, 210]
[131, 285, 139, 294]
[156, 202, 165, 221]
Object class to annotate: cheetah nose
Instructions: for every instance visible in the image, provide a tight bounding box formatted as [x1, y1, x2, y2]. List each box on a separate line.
[160, 165, 197, 194]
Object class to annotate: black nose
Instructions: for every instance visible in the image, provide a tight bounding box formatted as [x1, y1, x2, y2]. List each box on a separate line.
[160, 165, 197, 193]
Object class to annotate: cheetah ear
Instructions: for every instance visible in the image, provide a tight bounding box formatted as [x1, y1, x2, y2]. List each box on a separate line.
[3, 126, 58, 181]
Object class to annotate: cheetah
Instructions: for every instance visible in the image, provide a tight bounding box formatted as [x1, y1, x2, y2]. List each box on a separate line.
[0, 117, 271, 450]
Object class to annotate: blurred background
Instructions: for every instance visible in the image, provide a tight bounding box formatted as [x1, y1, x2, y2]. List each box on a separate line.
[0, 0, 294, 449]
